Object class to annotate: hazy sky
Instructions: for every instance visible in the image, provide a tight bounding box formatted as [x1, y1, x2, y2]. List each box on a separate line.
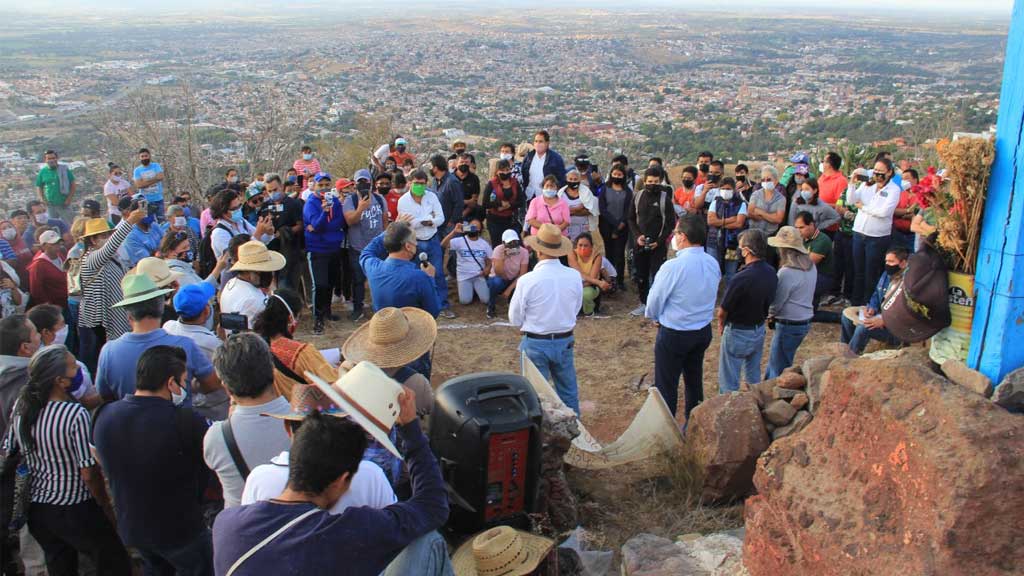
[0, 0, 1014, 16]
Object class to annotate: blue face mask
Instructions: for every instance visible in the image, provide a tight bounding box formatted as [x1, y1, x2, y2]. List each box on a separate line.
[271, 191, 285, 202]
[287, 176, 297, 184]
[182, 206, 191, 218]
[69, 366, 84, 395]
[140, 216, 155, 226]
[231, 208, 244, 223]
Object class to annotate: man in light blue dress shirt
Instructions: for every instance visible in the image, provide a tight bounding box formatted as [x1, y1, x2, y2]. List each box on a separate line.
[645, 215, 721, 421]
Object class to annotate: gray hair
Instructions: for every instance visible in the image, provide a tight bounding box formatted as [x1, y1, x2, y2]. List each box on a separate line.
[213, 332, 274, 399]
[760, 165, 779, 180]
[565, 168, 580, 177]
[778, 247, 814, 271]
[165, 204, 184, 218]
[738, 229, 768, 259]
[383, 221, 415, 254]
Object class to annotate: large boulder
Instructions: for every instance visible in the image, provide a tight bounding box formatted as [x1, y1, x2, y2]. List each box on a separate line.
[743, 355, 1024, 576]
[535, 398, 580, 531]
[994, 367, 1024, 413]
[685, 392, 770, 504]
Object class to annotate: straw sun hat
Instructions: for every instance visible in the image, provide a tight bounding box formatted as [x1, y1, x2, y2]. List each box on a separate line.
[766, 226, 809, 254]
[451, 526, 554, 576]
[524, 223, 572, 258]
[342, 307, 437, 369]
[230, 240, 286, 273]
[132, 257, 184, 288]
[80, 218, 114, 239]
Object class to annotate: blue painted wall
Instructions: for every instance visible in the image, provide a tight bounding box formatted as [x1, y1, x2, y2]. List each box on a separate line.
[968, 0, 1024, 384]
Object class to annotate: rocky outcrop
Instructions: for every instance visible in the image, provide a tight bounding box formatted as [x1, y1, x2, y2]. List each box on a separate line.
[535, 398, 580, 531]
[743, 354, 1024, 576]
[685, 392, 770, 504]
[622, 531, 747, 576]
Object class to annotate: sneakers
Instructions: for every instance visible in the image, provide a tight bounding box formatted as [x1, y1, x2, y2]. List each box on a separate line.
[821, 294, 841, 306]
[629, 305, 646, 317]
[440, 308, 457, 319]
[332, 293, 345, 304]
[349, 308, 365, 322]
[486, 310, 496, 320]
[313, 319, 325, 335]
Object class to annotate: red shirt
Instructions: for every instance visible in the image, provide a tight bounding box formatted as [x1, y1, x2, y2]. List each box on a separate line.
[817, 171, 848, 206]
[388, 151, 415, 167]
[385, 190, 403, 222]
[27, 251, 68, 308]
[893, 189, 917, 233]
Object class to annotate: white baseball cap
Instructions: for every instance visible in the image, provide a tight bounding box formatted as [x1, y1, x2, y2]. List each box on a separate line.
[38, 230, 61, 245]
[501, 229, 520, 244]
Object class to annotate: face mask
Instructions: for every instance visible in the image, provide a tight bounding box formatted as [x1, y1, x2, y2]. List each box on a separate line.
[53, 325, 69, 345]
[457, 164, 470, 174]
[141, 216, 155, 226]
[454, 149, 466, 156]
[182, 206, 192, 218]
[2, 228, 15, 241]
[542, 188, 558, 198]
[736, 175, 747, 183]
[356, 181, 371, 194]
[681, 179, 695, 188]
[819, 163, 826, 174]
[762, 181, 775, 191]
[500, 153, 513, 162]
[228, 176, 239, 184]
[885, 264, 902, 277]
[179, 250, 194, 263]
[800, 190, 814, 203]
[567, 181, 580, 189]
[576, 246, 592, 258]
[112, 174, 123, 182]
[35, 212, 49, 224]
[69, 366, 84, 394]
[303, 153, 313, 161]
[173, 216, 186, 228]
[609, 176, 625, 186]
[794, 176, 806, 185]
[411, 183, 426, 197]
[141, 158, 151, 166]
[644, 183, 658, 193]
[377, 185, 390, 194]
[396, 145, 406, 153]
[287, 175, 297, 184]
[901, 180, 912, 191]
[231, 208, 244, 223]
[671, 234, 683, 252]
[719, 189, 735, 201]
[708, 174, 721, 183]
[498, 172, 511, 181]
[171, 381, 188, 406]
[271, 191, 285, 202]
[699, 163, 710, 173]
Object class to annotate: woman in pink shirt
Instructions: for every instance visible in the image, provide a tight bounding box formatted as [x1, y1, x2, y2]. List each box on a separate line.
[525, 175, 570, 236]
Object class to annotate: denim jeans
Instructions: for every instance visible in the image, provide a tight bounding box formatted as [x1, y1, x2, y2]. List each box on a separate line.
[136, 529, 213, 576]
[718, 324, 766, 393]
[852, 232, 890, 306]
[765, 322, 811, 379]
[486, 276, 512, 316]
[840, 312, 899, 355]
[383, 531, 453, 576]
[417, 235, 449, 310]
[722, 258, 740, 287]
[520, 335, 579, 413]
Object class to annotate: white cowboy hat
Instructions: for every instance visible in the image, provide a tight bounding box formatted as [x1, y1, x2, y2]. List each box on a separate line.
[306, 361, 404, 460]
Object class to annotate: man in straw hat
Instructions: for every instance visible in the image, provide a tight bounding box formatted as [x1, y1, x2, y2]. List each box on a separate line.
[95, 273, 222, 402]
[342, 306, 437, 418]
[646, 214, 720, 420]
[214, 362, 453, 576]
[765, 225, 817, 379]
[452, 525, 555, 576]
[219, 240, 286, 330]
[509, 222, 583, 413]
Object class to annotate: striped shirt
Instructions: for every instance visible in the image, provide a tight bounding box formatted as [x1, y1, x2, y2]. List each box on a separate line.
[0, 239, 16, 260]
[4, 401, 96, 505]
[79, 219, 132, 339]
[291, 158, 321, 178]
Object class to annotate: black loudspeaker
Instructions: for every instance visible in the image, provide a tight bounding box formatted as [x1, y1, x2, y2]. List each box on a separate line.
[429, 372, 543, 534]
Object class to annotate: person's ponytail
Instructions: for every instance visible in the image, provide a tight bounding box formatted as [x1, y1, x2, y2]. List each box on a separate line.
[16, 345, 70, 451]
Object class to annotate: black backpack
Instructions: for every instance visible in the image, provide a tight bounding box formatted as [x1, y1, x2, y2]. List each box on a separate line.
[198, 222, 233, 278]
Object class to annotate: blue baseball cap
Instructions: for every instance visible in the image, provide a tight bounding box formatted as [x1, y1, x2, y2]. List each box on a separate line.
[173, 282, 216, 320]
[353, 169, 372, 182]
[312, 171, 333, 182]
[789, 152, 810, 164]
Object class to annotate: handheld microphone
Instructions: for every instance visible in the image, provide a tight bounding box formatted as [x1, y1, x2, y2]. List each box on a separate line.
[418, 252, 429, 269]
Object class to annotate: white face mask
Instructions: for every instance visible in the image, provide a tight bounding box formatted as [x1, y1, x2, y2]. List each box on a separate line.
[719, 189, 735, 201]
[35, 212, 49, 224]
[53, 325, 69, 345]
[171, 381, 188, 406]
[762, 181, 774, 191]
[901, 180, 912, 191]
[500, 153, 513, 161]
[1, 228, 15, 241]
[542, 188, 558, 198]
[818, 162, 826, 174]
[671, 234, 684, 252]
[174, 216, 187, 228]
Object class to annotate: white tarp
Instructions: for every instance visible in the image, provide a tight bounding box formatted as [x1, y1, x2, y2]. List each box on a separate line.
[521, 353, 685, 470]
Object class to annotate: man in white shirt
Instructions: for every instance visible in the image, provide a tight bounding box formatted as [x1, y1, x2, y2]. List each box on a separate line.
[397, 170, 449, 316]
[220, 241, 286, 329]
[509, 223, 583, 413]
[849, 159, 901, 306]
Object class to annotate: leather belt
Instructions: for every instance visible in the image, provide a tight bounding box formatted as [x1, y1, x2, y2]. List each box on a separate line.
[523, 330, 574, 340]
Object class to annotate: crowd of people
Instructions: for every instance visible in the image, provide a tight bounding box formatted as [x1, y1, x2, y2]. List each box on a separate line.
[0, 135, 949, 575]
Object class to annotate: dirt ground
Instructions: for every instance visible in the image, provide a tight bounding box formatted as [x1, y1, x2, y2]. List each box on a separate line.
[303, 283, 844, 552]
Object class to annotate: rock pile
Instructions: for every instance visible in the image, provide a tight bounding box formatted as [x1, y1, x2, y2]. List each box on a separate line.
[535, 397, 581, 532]
[748, 366, 814, 441]
[743, 351, 1024, 576]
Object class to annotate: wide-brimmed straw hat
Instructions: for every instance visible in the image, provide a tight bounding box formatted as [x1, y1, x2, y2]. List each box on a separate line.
[767, 226, 809, 254]
[132, 257, 184, 288]
[80, 218, 113, 239]
[452, 526, 555, 576]
[262, 383, 346, 422]
[112, 273, 173, 308]
[306, 361, 404, 459]
[342, 307, 437, 369]
[230, 240, 286, 272]
[525, 223, 572, 257]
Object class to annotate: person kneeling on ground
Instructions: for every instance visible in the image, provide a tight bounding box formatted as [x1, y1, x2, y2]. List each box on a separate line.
[840, 246, 908, 355]
[441, 218, 492, 307]
[213, 376, 451, 576]
[255, 288, 338, 401]
[486, 230, 529, 320]
[571, 232, 609, 317]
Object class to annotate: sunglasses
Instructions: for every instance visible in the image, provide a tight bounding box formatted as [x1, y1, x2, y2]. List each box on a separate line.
[873, 172, 888, 179]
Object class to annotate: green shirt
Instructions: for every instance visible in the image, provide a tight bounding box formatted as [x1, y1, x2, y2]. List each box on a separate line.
[805, 230, 834, 278]
[834, 190, 858, 235]
[35, 164, 74, 205]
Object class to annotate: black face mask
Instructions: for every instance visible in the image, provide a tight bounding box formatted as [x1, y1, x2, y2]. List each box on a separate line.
[377, 185, 390, 193]
[141, 158, 151, 166]
[699, 163, 709, 173]
[708, 174, 721, 183]
[609, 176, 625, 186]
[454, 149, 466, 156]
[396, 145, 406, 153]
[457, 164, 470, 174]
[566, 181, 580, 189]
[736, 175, 747, 183]
[498, 172, 511, 181]
[885, 264, 902, 277]
[681, 179, 695, 188]
[645, 184, 658, 193]
[467, 233, 480, 239]
[356, 181, 371, 194]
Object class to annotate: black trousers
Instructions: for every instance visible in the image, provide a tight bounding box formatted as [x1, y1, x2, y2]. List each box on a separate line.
[307, 250, 341, 321]
[633, 243, 667, 304]
[27, 500, 130, 576]
[486, 215, 514, 248]
[832, 232, 855, 300]
[601, 224, 628, 288]
[654, 324, 713, 420]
